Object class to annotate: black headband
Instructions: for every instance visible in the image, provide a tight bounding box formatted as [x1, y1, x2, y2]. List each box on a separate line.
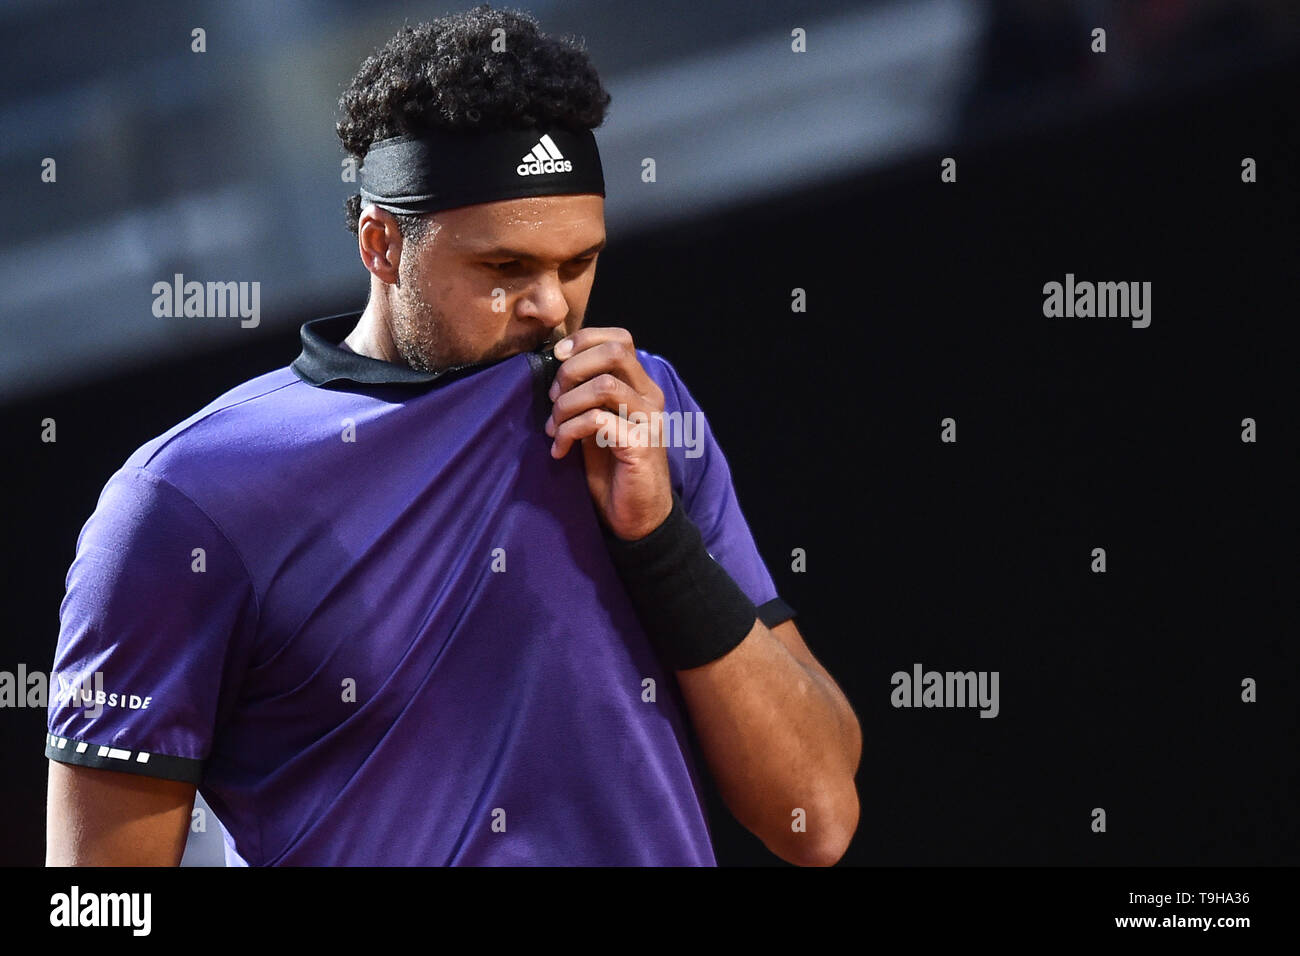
[357, 125, 606, 215]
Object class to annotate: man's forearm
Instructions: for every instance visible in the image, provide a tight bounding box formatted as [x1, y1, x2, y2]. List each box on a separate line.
[675, 618, 861, 866]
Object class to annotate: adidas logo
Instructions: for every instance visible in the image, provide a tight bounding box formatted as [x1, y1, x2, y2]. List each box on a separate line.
[516, 134, 574, 177]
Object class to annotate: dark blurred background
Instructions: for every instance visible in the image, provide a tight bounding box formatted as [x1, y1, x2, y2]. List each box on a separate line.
[2, 0, 1296, 866]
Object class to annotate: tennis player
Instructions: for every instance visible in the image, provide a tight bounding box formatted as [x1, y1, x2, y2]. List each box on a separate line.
[45, 5, 860, 866]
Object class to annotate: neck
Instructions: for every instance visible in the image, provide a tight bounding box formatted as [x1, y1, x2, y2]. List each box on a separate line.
[344, 294, 405, 365]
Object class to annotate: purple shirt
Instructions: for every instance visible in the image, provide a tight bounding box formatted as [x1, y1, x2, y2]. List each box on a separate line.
[46, 311, 792, 865]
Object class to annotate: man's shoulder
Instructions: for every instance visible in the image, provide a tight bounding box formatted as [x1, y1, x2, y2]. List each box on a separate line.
[634, 348, 676, 378]
[118, 363, 303, 503]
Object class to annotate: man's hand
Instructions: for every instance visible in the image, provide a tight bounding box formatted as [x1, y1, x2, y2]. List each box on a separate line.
[544, 327, 673, 540]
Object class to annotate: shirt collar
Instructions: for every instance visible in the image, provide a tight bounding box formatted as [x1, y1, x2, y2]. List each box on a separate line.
[291, 310, 484, 389]
[290, 310, 560, 398]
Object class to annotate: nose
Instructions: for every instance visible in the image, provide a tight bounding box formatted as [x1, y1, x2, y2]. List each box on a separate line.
[516, 272, 569, 330]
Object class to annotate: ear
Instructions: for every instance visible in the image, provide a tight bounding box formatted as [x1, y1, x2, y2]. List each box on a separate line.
[357, 205, 403, 285]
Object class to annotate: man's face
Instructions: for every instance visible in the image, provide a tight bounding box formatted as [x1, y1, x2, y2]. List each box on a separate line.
[389, 194, 605, 371]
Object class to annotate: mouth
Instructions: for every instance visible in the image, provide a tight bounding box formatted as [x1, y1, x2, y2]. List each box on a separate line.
[534, 329, 567, 354]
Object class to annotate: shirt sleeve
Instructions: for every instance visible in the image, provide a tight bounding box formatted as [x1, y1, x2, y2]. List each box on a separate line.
[639, 351, 795, 629]
[45, 466, 259, 784]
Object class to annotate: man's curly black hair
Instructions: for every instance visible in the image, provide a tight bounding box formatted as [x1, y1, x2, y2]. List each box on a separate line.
[337, 4, 611, 243]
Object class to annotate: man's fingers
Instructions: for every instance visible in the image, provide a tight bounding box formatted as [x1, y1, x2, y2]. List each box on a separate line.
[551, 408, 658, 458]
[550, 334, 661, 403]
[546, 372, 652, 436]
[554, 326, 633, 360]
[551, 408, 613, 458]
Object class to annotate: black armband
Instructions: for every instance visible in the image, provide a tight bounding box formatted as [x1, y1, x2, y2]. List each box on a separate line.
[601, 492, 759, 670]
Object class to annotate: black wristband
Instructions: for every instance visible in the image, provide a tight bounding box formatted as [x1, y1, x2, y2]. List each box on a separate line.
[601, 492, 759, 670]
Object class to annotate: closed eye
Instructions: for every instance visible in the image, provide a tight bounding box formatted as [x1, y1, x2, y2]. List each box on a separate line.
[484, 256, 598, 273]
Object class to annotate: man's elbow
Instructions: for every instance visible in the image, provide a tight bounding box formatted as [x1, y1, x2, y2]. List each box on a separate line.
[769, 783, 859, 867]
[777, 827, 855, 867]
